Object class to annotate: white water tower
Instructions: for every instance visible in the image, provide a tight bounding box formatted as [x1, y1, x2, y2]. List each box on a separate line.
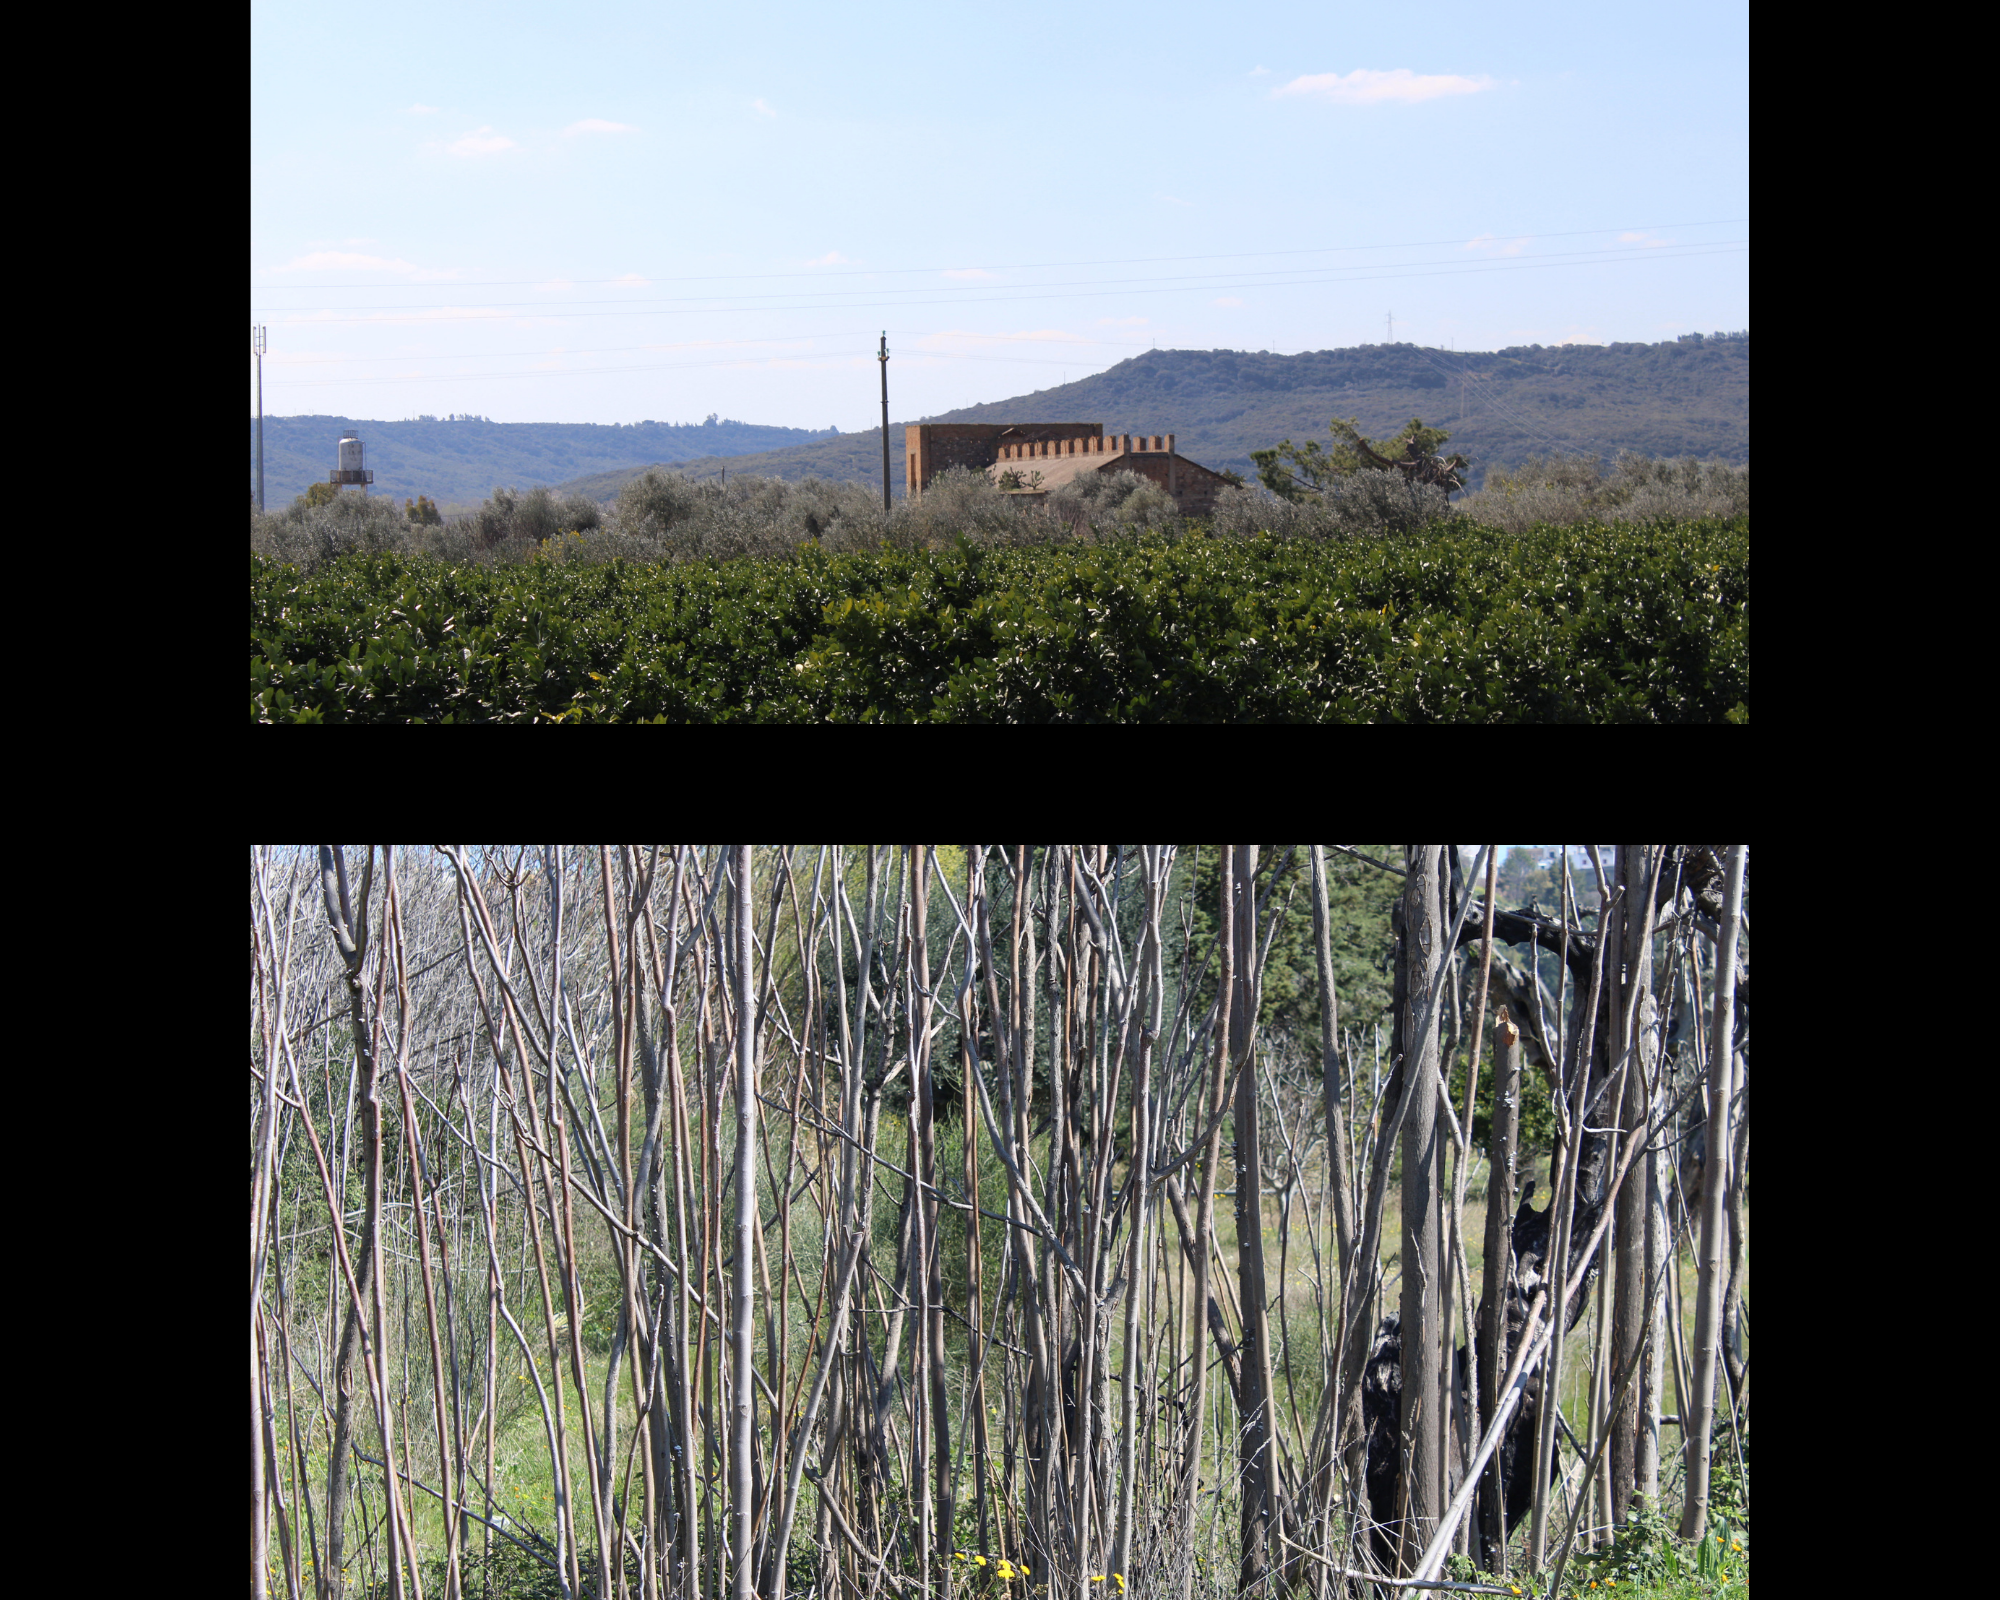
[330, 429, 374, 495]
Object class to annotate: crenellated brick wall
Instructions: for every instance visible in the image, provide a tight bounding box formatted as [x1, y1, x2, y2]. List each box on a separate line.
[907, 421, 1233, 517]
[905, 423, 1103, 499]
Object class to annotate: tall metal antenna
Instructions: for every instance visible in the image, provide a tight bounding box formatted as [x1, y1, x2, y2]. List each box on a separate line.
[252, 325, 268, 512]
[878, 332, 891, 512]
[1386, 311, 1394, 344]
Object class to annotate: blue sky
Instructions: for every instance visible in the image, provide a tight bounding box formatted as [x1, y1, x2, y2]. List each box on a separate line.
[249, 0, 1749, 428]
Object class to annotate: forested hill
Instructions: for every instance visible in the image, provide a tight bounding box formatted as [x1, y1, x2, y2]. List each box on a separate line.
[252, 334, 1747, 508]
[562, 332, 1750, 501]
[248, 414, 843, 509]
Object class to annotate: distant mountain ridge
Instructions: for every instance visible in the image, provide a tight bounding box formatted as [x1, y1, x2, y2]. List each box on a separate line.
[248, 414, 842, 509]
[252, 335, 1747, 509]
[563, 335, 1749, 501]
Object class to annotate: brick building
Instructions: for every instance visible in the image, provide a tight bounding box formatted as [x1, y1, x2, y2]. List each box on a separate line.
[903, 422, 1234, 518]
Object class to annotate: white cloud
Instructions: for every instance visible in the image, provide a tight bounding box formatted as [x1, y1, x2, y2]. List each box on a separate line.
[533, 279, 575, 292]
[341, 237, 379, 247]
[944, 268, 997, 280]
[267, 251, 459, 281]
[1464, 233, 1530, 257]
[1273, 68, 1494, 105]
[1096, 316, 1148, 327]
[562, 118, 639, 137]
[1212, 297, 1244, 307]
[611, 273, 650, 287]
[804, 252, 853, 266]
[751, 98, 777, 118]
[1248, 65, 1270, 76]
[1618, 231, 1671, 248]
[448, 126, 516, 156]
[405, 103, 440, 115]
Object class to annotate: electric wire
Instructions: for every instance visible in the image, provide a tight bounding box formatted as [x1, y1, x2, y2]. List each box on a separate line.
[256, 219, 1749, 291]
[262, 239, 1752, 314]
[264, 350, 1126, 389]
[259, 244, 1746, 326]
[259, 331, 1161, 368]
[1411, 345, 1617, 460]
[258, 242, 1747, 317]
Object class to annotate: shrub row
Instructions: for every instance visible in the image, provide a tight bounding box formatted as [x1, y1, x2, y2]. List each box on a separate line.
[250, 517, 1748, 724]
[252, 455, 1747, 577]
[1458, 452, 1750, 534]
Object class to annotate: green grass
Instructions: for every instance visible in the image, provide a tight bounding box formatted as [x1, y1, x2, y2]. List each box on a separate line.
[265, 1111, 1744, 1598]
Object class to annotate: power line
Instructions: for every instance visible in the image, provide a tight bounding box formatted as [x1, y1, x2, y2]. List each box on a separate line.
[258, 241, 1748, 315]
[254, 327, 1747, 398]
[252, 331, 1164, 369]
[260, 350, 1127, 389]
[254, 219, 1749, 290]
[261, 245, 1748, 325]
[1416, 347, 1596, 458]
[1411, 345, 1628, 461]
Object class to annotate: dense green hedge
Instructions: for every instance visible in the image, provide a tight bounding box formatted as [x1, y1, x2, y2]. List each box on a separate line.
[250, 518, 1748, 723]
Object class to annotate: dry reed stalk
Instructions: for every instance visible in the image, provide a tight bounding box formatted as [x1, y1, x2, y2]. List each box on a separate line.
[252, 844, 1739, 1600]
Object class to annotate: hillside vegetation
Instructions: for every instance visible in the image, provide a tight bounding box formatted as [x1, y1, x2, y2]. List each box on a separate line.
[565, 333, 1749, 498]
[247, 413, 842, 509]
[251, 334, 1747, 510]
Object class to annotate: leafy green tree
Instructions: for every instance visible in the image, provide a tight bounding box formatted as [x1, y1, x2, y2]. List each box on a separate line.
[406, 494, 443, 526]
[293, 480, 340, 511]
[1495, 845, 1557, 909]
[1179, 845, 1402, 1052]
[1252, 416, 1468, 501]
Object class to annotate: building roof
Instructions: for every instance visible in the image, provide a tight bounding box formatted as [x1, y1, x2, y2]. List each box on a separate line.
[986, 446, 1228, 496]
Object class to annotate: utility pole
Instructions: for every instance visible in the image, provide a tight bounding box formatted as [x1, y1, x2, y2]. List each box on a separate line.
[1387, 310, 1395, 344]
[878, 331, 891, 511]
[253, 325, 268, 512]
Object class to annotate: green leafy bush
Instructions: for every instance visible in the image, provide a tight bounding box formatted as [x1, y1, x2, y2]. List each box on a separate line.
[251, 517, 1748, 724]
